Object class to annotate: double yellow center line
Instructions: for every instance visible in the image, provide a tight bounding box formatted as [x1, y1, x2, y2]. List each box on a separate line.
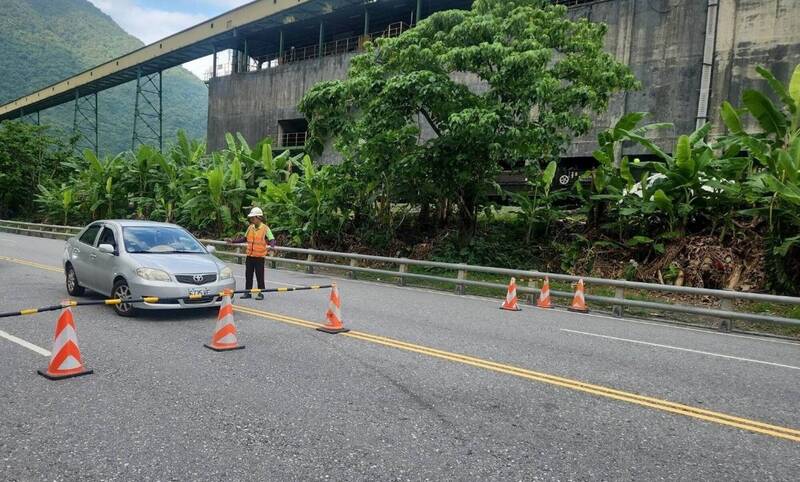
[1, 254, 798, 443]
[234, 305, 800, 443]
[0, 255, 62, 273]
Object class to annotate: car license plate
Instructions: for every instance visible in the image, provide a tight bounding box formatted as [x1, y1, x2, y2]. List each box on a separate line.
[189, 288, 209, 297]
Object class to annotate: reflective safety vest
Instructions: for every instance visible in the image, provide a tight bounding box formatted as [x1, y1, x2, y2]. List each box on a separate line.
[246, 224, 270, 257]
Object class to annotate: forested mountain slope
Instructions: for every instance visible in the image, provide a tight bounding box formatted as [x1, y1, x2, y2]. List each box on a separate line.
[0, 0, 208, 153]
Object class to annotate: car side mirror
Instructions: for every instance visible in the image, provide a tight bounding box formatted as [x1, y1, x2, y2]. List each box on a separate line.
[98, 243, 115, 255]
[206, 245, 216, 254]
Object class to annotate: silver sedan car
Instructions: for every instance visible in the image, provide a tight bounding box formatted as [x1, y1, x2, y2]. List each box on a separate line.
[62, 220, 236, 316]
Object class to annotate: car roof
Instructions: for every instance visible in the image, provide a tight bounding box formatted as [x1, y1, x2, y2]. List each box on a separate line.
[94, 220, 184, 229]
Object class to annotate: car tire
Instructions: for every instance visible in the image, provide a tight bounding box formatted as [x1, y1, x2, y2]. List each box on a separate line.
[65, 264, 85, 296]
[112, 279, 136, 317]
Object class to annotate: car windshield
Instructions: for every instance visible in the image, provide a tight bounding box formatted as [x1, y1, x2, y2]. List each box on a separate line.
[122, 226, 206, 254]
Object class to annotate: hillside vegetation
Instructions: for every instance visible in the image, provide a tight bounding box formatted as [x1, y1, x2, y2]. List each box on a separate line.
[0, 0, 208, 154]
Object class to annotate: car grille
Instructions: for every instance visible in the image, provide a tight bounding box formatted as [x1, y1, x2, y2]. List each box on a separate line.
[175, 273, 217, 285]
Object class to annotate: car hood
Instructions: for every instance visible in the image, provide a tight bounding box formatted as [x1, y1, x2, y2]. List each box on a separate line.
[130, 253, 221, 274]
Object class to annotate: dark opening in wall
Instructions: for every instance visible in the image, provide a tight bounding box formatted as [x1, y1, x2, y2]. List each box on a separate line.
[278, 118, 308, 147]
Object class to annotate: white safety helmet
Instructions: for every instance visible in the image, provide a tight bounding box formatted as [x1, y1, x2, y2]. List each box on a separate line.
[247, 207, 264, 219]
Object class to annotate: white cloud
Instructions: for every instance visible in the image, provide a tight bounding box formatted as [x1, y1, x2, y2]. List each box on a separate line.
[88, 0, 237, 79]
[89, 0, 207, 44]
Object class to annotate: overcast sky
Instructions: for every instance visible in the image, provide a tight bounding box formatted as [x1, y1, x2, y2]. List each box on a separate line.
[88, 0, 251, 79]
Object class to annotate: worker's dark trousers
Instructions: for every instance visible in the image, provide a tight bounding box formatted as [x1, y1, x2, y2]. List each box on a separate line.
[245, 256, 266, 290]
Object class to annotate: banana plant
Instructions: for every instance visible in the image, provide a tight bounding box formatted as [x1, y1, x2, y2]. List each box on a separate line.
[35, 183, 75, 225]
[718, 64, 800, 235]
[511, 161, 560, 243]
[182, 161, 245, 237]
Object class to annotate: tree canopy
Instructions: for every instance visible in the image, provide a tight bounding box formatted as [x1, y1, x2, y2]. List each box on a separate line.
[300, 0, 638, 236]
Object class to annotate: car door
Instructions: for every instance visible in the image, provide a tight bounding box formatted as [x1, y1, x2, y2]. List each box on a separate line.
[69, 223, 102, 292]
[93, 225, 120, 295]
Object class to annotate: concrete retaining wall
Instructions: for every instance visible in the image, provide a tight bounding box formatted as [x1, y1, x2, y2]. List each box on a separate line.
[207, 0, 800, 161]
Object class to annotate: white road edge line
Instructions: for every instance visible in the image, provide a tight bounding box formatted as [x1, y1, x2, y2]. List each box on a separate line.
[581, 313, 800, 346]
[561, 328, 800, 371]
[0, 330, 50, 357]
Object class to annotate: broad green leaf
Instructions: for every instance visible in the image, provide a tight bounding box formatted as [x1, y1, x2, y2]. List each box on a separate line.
[626, 235, 653, 247]
[674, 135, 694, 174]
[790, 65, 800, 104]
[614, 112, 647, 132]
[742, 89, 787, 137]
[652, 189, 673, 213]
[541, 161, 557, 195]
[619, 157, 634, 190]
[791, 65, 800, 131]
[774, 235, 800, 256]
[756, 66, 796, 114]
[261, 141, 274, 172]
[617, 128, 671, 161]
[688, 122, 711, 146]
[720, 101, 743, 134]
[631, 122, 673, 136]
[225, 133, 237, 153]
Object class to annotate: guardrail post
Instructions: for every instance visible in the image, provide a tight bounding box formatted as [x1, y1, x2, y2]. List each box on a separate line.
[397, 260, 408, 287]
[455, 266, 467, 295]
[306, 254, 315, 274]
[527, 279, 537, 305]
[269, 256, 277, 269]
[719, 292, 734, 332]
[235, 246, 244, 265]
[347, 259, 358, 279]
[612, 286, 625, 317]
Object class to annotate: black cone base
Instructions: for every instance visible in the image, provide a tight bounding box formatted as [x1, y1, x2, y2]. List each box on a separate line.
[316, 326, 350, 334]
[37, 369, 93, 380]
[204, 344, 246, 352]
[568, 307, 589, 313]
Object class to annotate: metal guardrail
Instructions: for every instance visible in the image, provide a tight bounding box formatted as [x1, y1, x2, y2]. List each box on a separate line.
[2, 219, 799, 329]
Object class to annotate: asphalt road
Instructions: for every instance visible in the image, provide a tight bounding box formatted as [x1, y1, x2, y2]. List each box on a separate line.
[1, 231, 799, 480]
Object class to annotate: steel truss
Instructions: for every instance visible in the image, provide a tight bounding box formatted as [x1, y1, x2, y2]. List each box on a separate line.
[132, 68, 163, 151]
[73, 90, 98, 155]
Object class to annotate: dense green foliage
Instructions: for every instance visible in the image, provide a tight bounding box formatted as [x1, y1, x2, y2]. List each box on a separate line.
[9, 63, 800, 293]
[0, 122, 74, 219]
[2, 0, 798, 295]
[0, 0, 207, 154]
[572, 64, 800, 292]
[28, 130, 341, 245]
[299, 0, 636, 239]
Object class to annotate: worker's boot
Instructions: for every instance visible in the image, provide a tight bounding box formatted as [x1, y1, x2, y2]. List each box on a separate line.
[240, 293, 252, 300]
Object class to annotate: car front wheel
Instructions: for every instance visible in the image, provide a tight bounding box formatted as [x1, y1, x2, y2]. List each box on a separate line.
[112, 279, 136, 317]
[65, 265, 85, 296]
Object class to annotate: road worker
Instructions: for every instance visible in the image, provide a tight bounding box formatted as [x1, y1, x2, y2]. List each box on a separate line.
[226, 207, 276, 299]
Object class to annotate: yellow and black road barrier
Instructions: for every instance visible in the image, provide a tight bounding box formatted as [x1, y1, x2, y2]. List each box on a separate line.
[0, 285, 332, 319]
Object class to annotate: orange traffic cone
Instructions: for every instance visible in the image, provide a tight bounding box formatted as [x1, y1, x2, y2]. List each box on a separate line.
[569, 279, 589, 313]
[204, 290, 245, 351]
[38, 303, 93, 380]
[536, 277, 553, 309]
[317, 284, 349, 334]
[500, 277, 521, 311]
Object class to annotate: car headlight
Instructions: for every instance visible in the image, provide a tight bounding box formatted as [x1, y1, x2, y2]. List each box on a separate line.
[135, 267, 171, 282]
[219, 266, 233, 280]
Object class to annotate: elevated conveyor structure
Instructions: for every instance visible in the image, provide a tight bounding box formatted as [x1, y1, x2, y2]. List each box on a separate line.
[0, 0, 366, 123]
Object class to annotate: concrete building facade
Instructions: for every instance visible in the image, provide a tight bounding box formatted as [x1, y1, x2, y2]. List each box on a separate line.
[207, 0, 800, 165]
